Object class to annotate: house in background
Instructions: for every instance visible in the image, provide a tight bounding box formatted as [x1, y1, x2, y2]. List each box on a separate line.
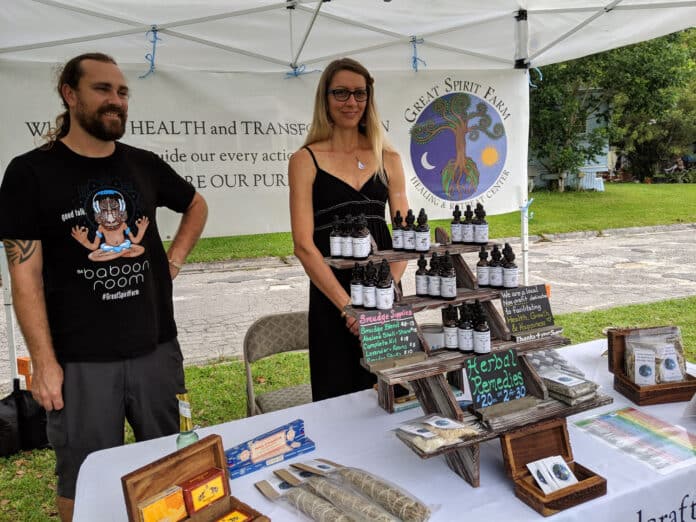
[528, 102, 609, 192]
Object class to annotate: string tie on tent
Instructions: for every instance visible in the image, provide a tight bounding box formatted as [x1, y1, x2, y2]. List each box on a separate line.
[139, 25, 161, 79]
[529, 67, 543, 88]
[410, 36, 426, 71]
[285, 64, 319, 79]
[286, 64, 307, 78]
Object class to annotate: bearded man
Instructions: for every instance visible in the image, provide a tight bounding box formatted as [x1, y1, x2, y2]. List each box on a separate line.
[0, 53, 208, 521]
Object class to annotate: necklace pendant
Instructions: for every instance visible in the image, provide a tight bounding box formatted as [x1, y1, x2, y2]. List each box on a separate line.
[356, 156, 366, 170]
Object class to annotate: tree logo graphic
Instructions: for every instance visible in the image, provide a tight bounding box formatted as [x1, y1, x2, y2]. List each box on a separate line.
[410, 92, 507, 201]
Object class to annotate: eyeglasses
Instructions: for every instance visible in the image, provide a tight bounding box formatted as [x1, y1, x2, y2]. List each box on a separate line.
[328, 88, 369, 102]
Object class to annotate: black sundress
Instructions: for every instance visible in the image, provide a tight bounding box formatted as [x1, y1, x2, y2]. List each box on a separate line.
[304, 146, 393, 401]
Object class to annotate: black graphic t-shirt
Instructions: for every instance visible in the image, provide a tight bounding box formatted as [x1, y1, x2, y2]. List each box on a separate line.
[0, 141, 195, 362]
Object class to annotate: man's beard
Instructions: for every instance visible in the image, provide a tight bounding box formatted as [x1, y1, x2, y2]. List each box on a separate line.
[74, 101, 127, 141]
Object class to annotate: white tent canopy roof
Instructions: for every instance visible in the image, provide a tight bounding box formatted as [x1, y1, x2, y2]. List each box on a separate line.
[2, 0, 695, 73]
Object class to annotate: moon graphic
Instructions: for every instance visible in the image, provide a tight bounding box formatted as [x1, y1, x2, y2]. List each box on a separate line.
[420, 152, 436, 170]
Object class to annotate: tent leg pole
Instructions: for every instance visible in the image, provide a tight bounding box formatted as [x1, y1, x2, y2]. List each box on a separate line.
[0, 244, 18, 382]
[520, 198, 533, 286]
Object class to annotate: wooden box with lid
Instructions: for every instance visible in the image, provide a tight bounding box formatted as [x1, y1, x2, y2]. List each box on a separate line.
[121, 434, 268, 522]
[500, 418, 606, 517]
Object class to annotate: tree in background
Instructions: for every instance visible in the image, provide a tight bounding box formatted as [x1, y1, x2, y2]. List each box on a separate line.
[530, 28, 696, 184]
[602, 31, 693, 181]
[529, 56, 608, 182]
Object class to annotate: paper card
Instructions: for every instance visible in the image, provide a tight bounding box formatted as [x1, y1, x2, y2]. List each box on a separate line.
[656, 343, 684, 382]
[422, 415, 469, 430]
[273, 467, 315, 487]
[290, 459, 341, 476]
[254, 475, 295, 500]
[540, 370, 586, 387]
[633, 348, 656, 385]
[541, 456, 579, 489]
[398, 423, 437, 438]
[526, 461, 556, 495]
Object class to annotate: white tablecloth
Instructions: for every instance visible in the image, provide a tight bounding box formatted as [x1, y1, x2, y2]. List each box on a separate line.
[74, 340, 696, 521]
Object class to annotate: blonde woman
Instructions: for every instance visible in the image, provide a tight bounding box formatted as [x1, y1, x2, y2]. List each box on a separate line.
[289, 58, 409, 401]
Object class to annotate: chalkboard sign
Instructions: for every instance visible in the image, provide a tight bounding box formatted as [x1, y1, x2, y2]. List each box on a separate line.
[357, 305, 421, 364]
[465, 348, 527, 410]
[500, 284, 555, 334]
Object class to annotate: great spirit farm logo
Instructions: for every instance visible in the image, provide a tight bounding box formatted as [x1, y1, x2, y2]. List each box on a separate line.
[409, 92, 507, 202]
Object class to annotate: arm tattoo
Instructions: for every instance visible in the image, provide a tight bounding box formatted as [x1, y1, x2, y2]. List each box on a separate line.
[3, 240, 37, 265]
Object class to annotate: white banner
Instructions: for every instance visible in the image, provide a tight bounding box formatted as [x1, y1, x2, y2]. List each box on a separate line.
[0, 62, 527, 238]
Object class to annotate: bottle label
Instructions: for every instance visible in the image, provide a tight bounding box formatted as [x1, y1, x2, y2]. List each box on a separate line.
[476, 265, 490, 286]
[363, 286, 377, 308]
[490, 266, 503, 287]
[428, 275, 441, 296]
[473, 224, 488, 244]
[458, 328, 474, 352]
[404, 230, 416, 250]
[329, 236, 342, 257]
[178, 399, 192, 419]
[451, 223, 462, 243]
[341, 236, 353, 258]
[415, 274, 429, 295]
[352, 236, 371, 259]
[376, 287, 393, 310]
[474, 330, 491, 354]
[392, 229, 404, 249]
[462, 224, 474, 243]
[440, 276, 457, 298]
[350, 283, 364, 306]
[503, 267, 519, 288]
[444, 326, 459, 348]
[415, 231, 430, 252]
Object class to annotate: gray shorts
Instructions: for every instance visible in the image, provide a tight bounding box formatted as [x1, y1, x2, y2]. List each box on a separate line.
[47, 338, 186, 499]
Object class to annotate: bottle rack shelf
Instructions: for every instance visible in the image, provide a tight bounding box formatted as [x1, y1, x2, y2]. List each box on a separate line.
[324, 242, 489, 269]
[324, 227, 610, 489]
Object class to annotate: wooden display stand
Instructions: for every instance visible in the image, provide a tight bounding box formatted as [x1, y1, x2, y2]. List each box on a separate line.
[327, 228, 613, 489]
[500, 418, 606, 516]
[121, 434, 269, 522]
[607, 326, 696, 405]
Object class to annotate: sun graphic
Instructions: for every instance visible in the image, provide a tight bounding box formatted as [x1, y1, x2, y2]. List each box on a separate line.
[481, 146, 499, 167]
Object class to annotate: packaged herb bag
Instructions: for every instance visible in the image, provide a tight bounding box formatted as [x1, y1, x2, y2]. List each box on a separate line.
[625, 326, 686, 385]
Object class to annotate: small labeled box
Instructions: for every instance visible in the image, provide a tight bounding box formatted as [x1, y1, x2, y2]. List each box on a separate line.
[179, 467, 228, 514]
[137, 485, 186, 522]
[500, 418, 606, 517]
[607, 326, 696, 405]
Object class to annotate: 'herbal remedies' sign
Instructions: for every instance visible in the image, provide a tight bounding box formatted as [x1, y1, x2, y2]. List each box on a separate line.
[500, 284, 555, 334]
[357, 305, 421, 363]
[465, 348, 527, 409]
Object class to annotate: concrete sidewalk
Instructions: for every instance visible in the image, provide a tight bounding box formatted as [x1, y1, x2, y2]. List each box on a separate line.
[1, 223, 695, 393]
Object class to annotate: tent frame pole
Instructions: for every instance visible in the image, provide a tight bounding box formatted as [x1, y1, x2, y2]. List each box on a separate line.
[290, 0, 323, 69]
[520, 198, 534, 286]
[529, 0, 623, 63]
[0, 244, 17, 382]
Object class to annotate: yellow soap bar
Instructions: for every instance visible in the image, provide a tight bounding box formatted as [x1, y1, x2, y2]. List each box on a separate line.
[137, 485, 187, 522]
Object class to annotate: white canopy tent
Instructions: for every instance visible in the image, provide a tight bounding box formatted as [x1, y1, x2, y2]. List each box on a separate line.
[1, 1, 695, 382]
[2, 0, 695, 72]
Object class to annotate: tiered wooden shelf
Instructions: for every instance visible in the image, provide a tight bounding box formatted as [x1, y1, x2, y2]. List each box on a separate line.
[326, 229, 612, 488]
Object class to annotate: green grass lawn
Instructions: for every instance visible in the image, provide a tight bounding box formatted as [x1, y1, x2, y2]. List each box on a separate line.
[3, 183, 696, 520]
[184, 184, 696, 262]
